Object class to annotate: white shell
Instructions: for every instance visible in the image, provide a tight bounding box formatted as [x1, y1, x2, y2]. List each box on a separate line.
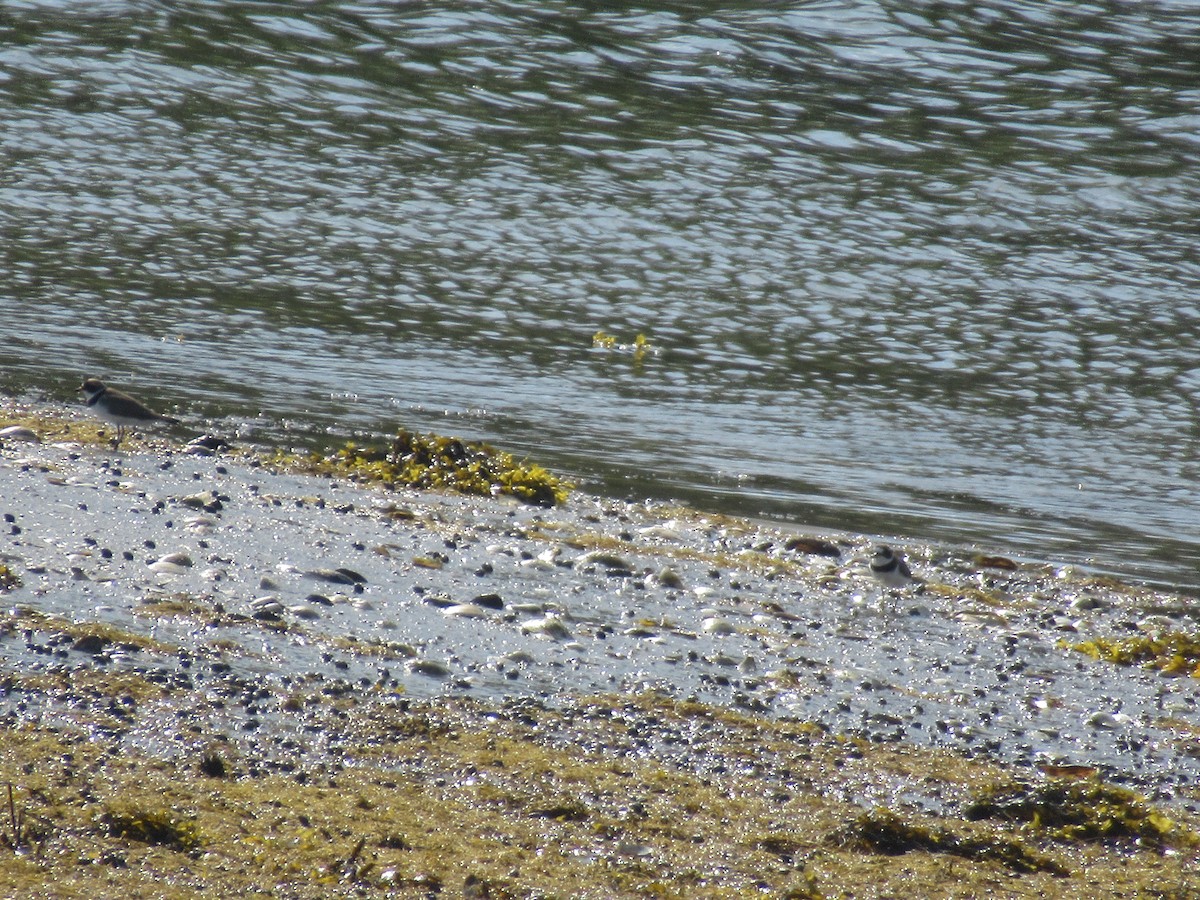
[443, 603, 488, 618]
[520, 615, 572, 639]
[701, 617, 736, 635]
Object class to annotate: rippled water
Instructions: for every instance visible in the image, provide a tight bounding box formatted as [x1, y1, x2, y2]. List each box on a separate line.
[3, 1, 1200, 584]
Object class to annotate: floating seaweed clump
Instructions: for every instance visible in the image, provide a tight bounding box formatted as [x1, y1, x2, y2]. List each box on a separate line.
[1068, 632, 1200, 677]
[592, 330, 654, 364]
[964, 779, 1193, 849]
[827, 809, 1067, 876]
[327, 428, 570, 507]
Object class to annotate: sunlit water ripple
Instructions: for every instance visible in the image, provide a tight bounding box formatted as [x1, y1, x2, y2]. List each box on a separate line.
[3, 0, 1200, 584]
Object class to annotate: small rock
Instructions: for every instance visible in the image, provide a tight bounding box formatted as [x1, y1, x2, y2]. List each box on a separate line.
[0, 425, 39, 443]
[472, 593, 504, 610]
[198, 752, 227, 778]
[72, 634, 111, 654]
[185, 434, 233, 455]
[306, 568, 365, 585]
[651, 567, 684, 589]
[577, 550, 634, 571]
[149, 552, 193, 575]
[637, 524, 682, 541]
[250, 596, 285, 617]
[179, 493, 223, 513]
[408, 659, 451, 678]
[784, 536, 842, 557]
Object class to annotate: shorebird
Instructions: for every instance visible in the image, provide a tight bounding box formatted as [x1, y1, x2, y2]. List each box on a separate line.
[79, 378, 179, 447]
[869, 545, 915, 588]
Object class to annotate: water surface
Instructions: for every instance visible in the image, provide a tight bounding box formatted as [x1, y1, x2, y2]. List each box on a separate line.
[3, 0, 1200, 584]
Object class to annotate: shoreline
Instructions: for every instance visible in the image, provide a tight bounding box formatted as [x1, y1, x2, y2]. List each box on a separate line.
[1, 400, 1199, 897]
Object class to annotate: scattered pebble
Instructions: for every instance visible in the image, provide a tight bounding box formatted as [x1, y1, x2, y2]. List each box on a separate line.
[0, 431, 1197, 808]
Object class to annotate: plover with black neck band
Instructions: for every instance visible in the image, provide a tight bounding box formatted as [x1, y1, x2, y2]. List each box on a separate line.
[79, 378, 179, 448]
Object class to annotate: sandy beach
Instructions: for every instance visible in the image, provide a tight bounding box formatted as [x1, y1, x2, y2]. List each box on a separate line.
[1, 401, 1198, 898]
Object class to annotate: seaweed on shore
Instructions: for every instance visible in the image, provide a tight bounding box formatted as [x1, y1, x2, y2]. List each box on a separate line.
[964, 779, 1195, 849]
[280, 428, 571, 507]
[100, 804, 203, 852]
[827, 809, 1068, 876]
[1067, 632, 1200, 677]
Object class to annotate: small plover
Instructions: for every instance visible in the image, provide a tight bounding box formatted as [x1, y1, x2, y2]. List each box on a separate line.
[869, 545, 914, 588]
[79, 378, 179, 447]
